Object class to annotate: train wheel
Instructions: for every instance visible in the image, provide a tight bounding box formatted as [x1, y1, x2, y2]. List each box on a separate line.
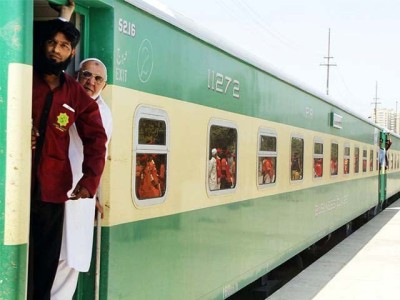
[368, 205, 379, 220]
[345, 222, 353, 236]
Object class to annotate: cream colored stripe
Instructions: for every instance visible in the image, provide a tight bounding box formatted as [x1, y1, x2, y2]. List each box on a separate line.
[4, 63, 32, 245]
[99, 86, 386, 227]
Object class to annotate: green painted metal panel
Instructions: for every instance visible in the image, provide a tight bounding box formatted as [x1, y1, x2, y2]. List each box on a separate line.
[112, 1, 377, 144]
[0, 1, 32, 299]
[49, 0, 113, 7]
[76, 178, 377, 299]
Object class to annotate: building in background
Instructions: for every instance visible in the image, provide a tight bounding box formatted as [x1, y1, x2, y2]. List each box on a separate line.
[370, 107, 399, 134]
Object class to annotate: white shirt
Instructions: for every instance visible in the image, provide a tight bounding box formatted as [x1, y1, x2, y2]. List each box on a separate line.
[60, 94, 112, 271]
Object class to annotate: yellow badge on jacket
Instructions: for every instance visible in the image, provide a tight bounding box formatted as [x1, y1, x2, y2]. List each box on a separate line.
[57, 113, 69, 127]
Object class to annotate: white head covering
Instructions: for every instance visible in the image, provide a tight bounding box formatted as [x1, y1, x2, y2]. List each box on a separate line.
[211, 148, 217, 156]
[79, 57, 108, 81]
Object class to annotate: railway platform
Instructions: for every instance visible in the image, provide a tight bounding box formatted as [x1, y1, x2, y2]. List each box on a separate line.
[268, 199, 400, 300]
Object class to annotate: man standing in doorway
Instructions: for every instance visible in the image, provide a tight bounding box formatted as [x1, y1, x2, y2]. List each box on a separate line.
[30, 10, 107, 300]
[51, 58, 112, 300]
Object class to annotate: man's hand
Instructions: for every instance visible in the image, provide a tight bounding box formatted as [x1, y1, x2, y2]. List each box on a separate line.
[69, 184, 90, 200]
[32, 127, 39, 150]
[49, 0, 75, 21]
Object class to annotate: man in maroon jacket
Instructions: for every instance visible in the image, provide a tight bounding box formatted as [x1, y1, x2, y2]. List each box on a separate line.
[29, 17, 107, 300]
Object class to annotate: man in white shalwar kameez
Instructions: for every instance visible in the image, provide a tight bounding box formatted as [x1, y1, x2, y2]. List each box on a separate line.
[51, 58, 112, 299]
[208, 148, 218, 190]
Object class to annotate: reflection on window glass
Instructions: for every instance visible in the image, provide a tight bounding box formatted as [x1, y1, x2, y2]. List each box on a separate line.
[370, 150, 374, 171]
[344, 146, 350, 174]
[331, 143, 338, 176]
[313, 141, 323, 178]
[208, 125, 237, 191]
[354, 147, 359, 173]
[138, 118, 166, 145]
[362, 150, 367, 172]
[291, 137, 304, 181]
[136, 118, 167, 200]
[258, 134, 277, 185]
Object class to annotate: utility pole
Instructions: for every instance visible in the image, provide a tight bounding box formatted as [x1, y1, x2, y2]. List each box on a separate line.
[371, 81, 380, 124]
[320, 28, 337, 95]
[396, 101, 398, 133]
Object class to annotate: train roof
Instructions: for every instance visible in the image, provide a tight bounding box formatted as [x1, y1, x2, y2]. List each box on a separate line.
[126, 0, 386, 132]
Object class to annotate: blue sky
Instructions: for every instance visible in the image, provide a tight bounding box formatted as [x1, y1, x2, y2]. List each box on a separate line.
[155, 0, 400, 119]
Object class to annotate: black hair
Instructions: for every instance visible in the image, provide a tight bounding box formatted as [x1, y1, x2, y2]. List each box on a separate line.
[44, 19, 81, 48]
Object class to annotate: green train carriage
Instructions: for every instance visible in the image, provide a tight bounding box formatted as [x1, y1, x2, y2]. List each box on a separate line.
[1, 0, 400, 299]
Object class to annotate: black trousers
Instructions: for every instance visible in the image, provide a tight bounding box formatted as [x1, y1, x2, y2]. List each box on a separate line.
[28, 192, 65, 300]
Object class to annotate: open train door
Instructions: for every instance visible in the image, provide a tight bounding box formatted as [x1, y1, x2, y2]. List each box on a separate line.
[378, 130, 389, 210]
[43, 1, 113, 299]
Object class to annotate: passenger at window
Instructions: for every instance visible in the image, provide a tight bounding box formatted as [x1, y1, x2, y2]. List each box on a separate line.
[220, 151, 233, 189]
[208, 148, 219, 190]
[262, 158, 275, 183]
[330, 158, 338, 175]
[344, 159, 350, 174]
[314, 159, 323, 177]
[216, 148, 222, 189]
[228, 151, 236, 186]
[291, 152, 302, 180]
[138, 155, 161, 199]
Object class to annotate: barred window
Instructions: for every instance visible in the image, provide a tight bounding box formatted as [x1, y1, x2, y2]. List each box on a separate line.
[370, 149, 374, 171]
[258, 129, 277, 186]
[208, 121, 237, 193]
[133, 107, 169, 206]
[354, 147, 360, 173]
[344, 145, 350, 175]
[291, 136, 304, 181]
[331, 143, 338, 176]
[313, 140, 323, 178]
[362, 149, 367, 172]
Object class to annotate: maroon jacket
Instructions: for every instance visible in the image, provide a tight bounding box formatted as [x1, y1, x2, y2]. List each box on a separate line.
[32, 71, 107, 203]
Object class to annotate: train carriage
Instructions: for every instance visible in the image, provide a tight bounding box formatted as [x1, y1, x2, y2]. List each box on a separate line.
[1, 0, 400, 299]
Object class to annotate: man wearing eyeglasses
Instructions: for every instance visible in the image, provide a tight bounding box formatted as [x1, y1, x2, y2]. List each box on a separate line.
[51, 58, 112, 300]
[29, 2, 107, 299]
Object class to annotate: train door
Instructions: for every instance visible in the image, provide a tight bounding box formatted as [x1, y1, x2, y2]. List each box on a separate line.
[33, 1, 113, 299]
[0, 0, 33, 299]
[32, 1, 94, 299]
[378, 131, 389, 210]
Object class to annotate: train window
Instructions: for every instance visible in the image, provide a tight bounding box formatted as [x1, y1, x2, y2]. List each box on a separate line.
[344, 145, 350, 175]
[354, 147, 360, 173]
[362, 149, 367, 172]
[258, 129, 277, 186]
[133, 107, 169, 206]
[330, 142, 338, 176]
[207, 121, 237, 193]
[391, 153, 394, 170]
[370, 150, 374, 171]
[291, 136, 304, 181]
[313, 140, 323, 178]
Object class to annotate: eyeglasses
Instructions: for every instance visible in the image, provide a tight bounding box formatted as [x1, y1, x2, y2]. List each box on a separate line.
[80, 70, 105, 84]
